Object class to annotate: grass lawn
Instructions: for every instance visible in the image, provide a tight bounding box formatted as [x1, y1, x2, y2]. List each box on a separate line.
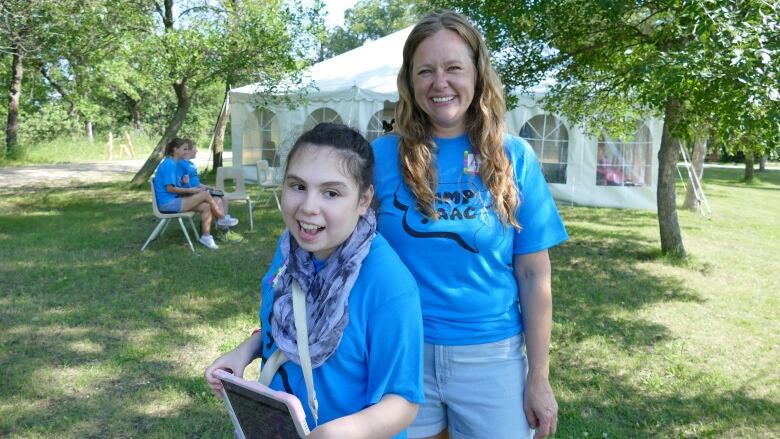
[0, 167, 778, 438]
[0, 135, 160, 166]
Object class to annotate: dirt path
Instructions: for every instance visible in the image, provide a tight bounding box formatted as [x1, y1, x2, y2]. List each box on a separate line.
[0, 155, 228, 191]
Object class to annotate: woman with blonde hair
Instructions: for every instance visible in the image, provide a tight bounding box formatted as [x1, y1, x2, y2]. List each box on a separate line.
[372, 10, 568, 439]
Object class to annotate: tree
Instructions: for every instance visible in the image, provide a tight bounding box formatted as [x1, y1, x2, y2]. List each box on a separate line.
[129, 0, 312, 186]
[433, 0, 780, 258]
[1, 0, 151, 153]
[0, 0, 54, 155]
[322, 0, 421, 59]
[209, 0, 326, 170]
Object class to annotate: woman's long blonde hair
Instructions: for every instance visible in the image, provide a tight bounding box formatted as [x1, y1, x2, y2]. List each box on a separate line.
[396, 10, 519, 228]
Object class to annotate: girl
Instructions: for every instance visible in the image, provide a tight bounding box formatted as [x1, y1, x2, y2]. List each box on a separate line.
[153, 137, 237, 250]
[205, 123, 424, 438]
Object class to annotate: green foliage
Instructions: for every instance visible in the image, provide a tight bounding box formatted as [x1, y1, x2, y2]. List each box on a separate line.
[322, 0, 422, 59]
[1, 0, 319, 162]
[433, 0, 779, 150]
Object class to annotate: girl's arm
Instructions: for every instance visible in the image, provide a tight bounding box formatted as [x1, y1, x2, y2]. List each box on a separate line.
[307, 394, 418, 439]
[514, 250, 558, 439]
[204, 332, 262, 398]
[165, 184, 201, 196]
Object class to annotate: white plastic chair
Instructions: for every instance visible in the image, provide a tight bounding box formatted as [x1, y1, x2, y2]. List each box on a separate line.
[255, 159, 282, 211]
[141, 181, 200, 252]
[216, 166, 254, 230]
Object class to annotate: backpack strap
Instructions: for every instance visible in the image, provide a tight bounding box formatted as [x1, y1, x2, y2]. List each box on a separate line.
[256, 280, 319, 427]
[259, 348, 287, 386]
[292, 280, 318, 426]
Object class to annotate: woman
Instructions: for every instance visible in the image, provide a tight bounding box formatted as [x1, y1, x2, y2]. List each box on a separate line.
[152, 137, 237, 250]
[371, 11, 568, 439]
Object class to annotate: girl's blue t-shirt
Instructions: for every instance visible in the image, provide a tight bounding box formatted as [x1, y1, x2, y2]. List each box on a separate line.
[178, 159, 200, 187]
[259, 234, 424, 436]
[371, 134, 569, 345]
[153, 156, 183, 206]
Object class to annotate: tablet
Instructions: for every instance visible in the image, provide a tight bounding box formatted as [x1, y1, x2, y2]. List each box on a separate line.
[214, 369, 310, 439]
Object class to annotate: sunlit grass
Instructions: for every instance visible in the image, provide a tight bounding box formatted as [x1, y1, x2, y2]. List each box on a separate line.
[0, 167, 778, 437]
[0, 133, 159, 166]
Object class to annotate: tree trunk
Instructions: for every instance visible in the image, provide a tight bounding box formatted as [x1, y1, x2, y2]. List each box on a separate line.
[130, 78, 191, 186]
[759, 154, 767, 172]
[212, 84, 231, 170]
[130, 100, 141, 130]
[682, 134, 707, 210]
[5, 38, 23, 156]
[744, 152, 754, 182]
[86, 121, 94, 142]
[657, 97, 687, 258]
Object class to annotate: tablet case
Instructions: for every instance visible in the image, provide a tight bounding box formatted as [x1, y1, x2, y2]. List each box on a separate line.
[215, 369, 310, 439]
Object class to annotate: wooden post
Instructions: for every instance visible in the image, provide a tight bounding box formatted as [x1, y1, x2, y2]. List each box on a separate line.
[124, 130, 136, 158]
[106, 131, 114, 160]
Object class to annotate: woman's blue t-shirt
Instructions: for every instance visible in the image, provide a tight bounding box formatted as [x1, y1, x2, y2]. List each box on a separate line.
[259, 234, 424, 437]
[178, 159, 200, 187]
[153, 156, 183, 206]
[371, 134, 569, 345]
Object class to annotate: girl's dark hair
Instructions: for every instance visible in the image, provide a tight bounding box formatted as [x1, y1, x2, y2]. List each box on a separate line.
[285, 123, 375, 195]
[164, 137, 190, 156]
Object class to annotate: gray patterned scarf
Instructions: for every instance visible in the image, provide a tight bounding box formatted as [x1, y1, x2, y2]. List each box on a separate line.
[271, 209, 376, 368]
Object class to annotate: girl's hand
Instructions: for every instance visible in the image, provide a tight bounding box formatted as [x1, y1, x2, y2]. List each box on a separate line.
[204, 349, 250, 398]
[181, 174, 190, 185]
[204, 333, 262, 398]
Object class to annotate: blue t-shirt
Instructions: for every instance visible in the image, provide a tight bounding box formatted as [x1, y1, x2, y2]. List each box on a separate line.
[259, 234, 424, 436]
[178, 159, 200, 187]
[153, 156, 184, 206]
[372, 134, 569, 345]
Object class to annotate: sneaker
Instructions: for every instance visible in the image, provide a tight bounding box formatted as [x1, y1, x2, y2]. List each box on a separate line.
[198, 235, 219, 250]
[217, 216, 239, 228]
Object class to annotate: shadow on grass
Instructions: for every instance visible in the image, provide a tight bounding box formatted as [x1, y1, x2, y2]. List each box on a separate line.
[549, 206, 780, 437]
[0, 181, 283, 437]
[2, 179, 778, 437]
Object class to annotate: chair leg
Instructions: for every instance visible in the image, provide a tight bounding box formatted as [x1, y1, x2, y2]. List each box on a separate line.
[178, 217, 196, 252]
[161, 218, 172, 236]
[272, 190, 281, 211]
[141, 219, 168, 251]
[247, 201, 254, 231]
[188, 217, 199, 237]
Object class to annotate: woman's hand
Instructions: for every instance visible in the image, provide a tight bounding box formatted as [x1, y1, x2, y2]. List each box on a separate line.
[524, 372, 558, 438]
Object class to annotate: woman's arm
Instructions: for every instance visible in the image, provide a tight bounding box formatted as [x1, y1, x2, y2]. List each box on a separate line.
[514, 250, 558, 438]
[307, 394, 418, 439]
[204, 332, 262, 398]
[165, 183, 201, 196]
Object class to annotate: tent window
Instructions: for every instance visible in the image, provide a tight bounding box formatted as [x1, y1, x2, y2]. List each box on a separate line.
[596, 125, 653, 187]
[304, 108, 343, 132]
[366, 107, 396, 141]
[243, 109, 281, 167]
[519, 114, 569, 184]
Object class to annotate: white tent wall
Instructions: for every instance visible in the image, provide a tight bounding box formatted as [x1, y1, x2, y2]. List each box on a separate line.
[505, 94, 663, 209]
[230, 26, 663, 210]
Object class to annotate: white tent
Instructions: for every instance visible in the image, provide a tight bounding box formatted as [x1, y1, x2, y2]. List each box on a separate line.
[230, 27, 662, 209]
